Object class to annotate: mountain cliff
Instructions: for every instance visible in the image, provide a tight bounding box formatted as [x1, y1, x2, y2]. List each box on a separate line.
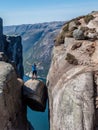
[0, 17, 29, 130]
[0, 62, 28, 130]
[0, 18, 24, 79]
[47, 11, 98, 130]
[3, 22, 64, 77]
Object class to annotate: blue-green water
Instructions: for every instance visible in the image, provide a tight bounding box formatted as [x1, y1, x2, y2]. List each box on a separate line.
[24, 76, 49, 130]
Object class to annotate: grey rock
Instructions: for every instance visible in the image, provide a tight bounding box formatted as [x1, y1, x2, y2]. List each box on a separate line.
[0, 62, 28, 130]
[0, 52, 8, 61]
[73, 29, 85, 40]
[87, 32, 98, 39]
[23, 79, 47, 112]
[0, 19, 24, 79]
[47, 33, 98, 129]
[3, 35, 24, 78]
[48, 72, 94, 130]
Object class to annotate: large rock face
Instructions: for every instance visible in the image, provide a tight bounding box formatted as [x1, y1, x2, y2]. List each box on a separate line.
[47, 11, 98, 130]
[0, 17, 24, 79]
[0, 18, 28, 130]
[0, 62, 28, 130]
[3, 35, 24, 78]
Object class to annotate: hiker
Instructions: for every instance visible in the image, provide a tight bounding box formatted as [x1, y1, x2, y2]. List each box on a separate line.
[32, 63, 37, 79]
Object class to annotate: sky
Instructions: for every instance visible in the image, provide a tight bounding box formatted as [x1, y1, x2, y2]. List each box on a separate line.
[0, 0, 98, 26]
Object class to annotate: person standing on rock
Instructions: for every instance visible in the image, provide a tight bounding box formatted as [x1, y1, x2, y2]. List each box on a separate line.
[32, 63, 37, 79]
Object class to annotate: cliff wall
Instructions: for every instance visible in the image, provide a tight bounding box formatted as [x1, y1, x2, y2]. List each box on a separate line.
[47, 11, 98, 130]
[3, 35, 24, 78]
[0, 62, 28, 130]
[0, 18, 28, 130]
[0, 18, 24, 78]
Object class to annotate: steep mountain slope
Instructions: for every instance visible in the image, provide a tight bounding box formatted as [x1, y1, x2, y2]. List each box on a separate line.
[3, 21, 64, 77]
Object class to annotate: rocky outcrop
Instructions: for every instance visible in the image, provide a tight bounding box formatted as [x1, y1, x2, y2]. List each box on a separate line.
[3, 35, 24, 78]
[0, 18, 30, 130]
[73, 29, 85, 40]
[0, 62, 28, 130]
[0, 18, 24, 79]
[0, 52, 8, 61]
[47, 11, 98, 130]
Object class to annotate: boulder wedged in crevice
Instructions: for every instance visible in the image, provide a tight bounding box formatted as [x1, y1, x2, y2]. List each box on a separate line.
[23, 79, 48, 112]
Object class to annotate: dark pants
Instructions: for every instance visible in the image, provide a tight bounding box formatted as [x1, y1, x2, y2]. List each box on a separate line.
[33, 70, 37, 75]
[32, 70, 37, 79]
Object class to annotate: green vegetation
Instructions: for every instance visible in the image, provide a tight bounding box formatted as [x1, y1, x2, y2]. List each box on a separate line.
[84, 15, 94, 24]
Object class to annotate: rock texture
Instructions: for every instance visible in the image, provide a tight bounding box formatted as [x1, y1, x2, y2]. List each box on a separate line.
[73, 29, 85, 40]
[0, 18, 30, 130]
[0, 52, 8, 62]
[0, 62, 28, 130]
[0, 18, 24, 79]
[47, 11, 98, 130]
[3, 35, 24, 78]
[23, 79, 47, 112]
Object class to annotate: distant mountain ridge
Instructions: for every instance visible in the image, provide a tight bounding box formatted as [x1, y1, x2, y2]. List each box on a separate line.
[3, 21, 65, 77]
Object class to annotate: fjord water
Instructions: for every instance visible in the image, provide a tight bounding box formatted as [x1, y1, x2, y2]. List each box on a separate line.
[24, 76, 49, 130]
